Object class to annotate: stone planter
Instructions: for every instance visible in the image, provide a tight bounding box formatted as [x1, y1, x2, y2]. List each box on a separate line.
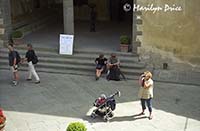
[11, 31, 24, 45]
[120, 44, 129, 52]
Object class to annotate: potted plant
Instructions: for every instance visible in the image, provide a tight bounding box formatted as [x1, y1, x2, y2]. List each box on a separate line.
[120, 35, 130, 52]
[67, 122, 87, 131]
[0, 109, 6, 131]
[11, 31, 24, 45]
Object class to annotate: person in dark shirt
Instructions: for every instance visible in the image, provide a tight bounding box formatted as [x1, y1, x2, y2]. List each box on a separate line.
[23, 44, 40, 84]
[95, 54, 107, 80]
[8, 43, 19, 86]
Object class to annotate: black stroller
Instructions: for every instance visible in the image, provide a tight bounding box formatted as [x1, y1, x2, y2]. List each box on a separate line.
[90, 91, 121, 121]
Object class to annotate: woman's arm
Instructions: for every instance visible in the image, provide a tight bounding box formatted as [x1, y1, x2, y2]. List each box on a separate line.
[144, 81, 153, 88]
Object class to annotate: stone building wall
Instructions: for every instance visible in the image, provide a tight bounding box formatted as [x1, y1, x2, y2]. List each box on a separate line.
[0, 0, 4, 47]
[11, 0, 49, 24]
[137, 0, 200, 69]
[0, 0, 12, 47]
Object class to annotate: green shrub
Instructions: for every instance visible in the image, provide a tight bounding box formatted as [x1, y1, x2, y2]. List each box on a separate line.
[67, 122, 87, 131]
[12, 31, 23, 38]
[120, 35, 130, 45]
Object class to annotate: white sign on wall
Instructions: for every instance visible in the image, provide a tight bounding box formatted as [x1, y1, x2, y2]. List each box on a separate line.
[59, 34, 74, 55]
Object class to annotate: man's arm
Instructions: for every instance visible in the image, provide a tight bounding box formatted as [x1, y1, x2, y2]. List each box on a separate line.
[22, 52, 28, 63]
[107, 58, 112, 66]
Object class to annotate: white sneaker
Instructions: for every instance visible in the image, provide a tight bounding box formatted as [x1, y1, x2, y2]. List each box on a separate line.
[13, 81, 18, 86]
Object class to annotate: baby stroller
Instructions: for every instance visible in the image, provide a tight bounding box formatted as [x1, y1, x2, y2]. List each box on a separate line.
[90, 91, 121, 121]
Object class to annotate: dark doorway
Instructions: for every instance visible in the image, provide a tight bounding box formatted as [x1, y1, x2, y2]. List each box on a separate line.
[109, 0, 133, 22]
[73, 0, 133, 51]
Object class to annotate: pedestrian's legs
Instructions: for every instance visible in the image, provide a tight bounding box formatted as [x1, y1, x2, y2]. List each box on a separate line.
[146, 98, 152, 113]
[13, 72, 19, 81]
[146, 98, 153, 119]
[28, 62, 32, 79]
[11, 66, 19, 85]
[98, 67, 104, 77]
[14, 72, 19, 81]
[140, 99, 146, 113]
[29, 62, 40, 81]
[96, 69, 100, 78]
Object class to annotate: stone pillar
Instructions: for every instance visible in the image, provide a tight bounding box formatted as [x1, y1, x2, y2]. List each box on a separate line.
[0, 0, 12, 47]
[132, 0, 142, 53]
[132, 0, 137, 53]
[63, 0, 74, 34]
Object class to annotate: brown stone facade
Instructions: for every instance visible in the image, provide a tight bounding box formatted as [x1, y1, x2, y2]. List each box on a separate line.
[137, 0, 200, 66]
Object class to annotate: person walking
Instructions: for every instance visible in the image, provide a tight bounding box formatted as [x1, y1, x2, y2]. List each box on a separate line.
[138, 71, 154, 120]
[23, 44, 40, 84]
[8, 43, 20, 86]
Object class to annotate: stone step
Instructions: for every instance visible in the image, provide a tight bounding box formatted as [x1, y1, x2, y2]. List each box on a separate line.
[0, 45, 146, 78]
[0, 49, 140, 63]
[0, 59, 144, 76]
[11, 45, 138, 57]
[0, 54, 145, 69]
[0, 65, 140, 80]
[74, 49, 138, 57]
[5, 43, 138, 56]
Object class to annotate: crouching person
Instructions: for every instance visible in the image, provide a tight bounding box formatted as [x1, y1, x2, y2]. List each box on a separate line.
[95, 54, 107, 80]
[23, 44, 40, 84]
[107, 53, 121, 81]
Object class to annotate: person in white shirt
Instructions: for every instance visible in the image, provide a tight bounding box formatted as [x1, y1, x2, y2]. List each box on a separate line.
[138, 71, 154, 120]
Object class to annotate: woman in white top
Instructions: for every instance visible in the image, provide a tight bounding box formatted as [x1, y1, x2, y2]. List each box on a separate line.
[138, 71, 154, 119]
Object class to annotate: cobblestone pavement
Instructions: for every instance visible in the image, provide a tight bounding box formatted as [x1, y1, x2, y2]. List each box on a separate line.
[0, 70, 200, 131]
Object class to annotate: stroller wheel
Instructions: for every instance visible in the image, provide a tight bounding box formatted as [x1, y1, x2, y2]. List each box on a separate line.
[103, 116, 109, 122]
[108, 112, 114, 118]
[91, 113, 96, 119]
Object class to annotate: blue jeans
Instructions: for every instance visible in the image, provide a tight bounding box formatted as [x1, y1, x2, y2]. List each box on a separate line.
[141, 98, 152, 113]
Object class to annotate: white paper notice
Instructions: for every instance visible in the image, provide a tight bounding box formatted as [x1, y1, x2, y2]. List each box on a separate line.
[59, 34, 74, 55]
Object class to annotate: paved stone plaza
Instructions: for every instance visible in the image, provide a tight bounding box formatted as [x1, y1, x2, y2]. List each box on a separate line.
[0, 70, 200, 131]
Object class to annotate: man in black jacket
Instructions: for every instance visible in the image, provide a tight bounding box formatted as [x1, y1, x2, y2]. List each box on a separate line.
[23, 44, 40, 84]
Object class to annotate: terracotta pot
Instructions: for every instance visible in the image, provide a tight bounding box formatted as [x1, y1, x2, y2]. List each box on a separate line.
[120, 44, 129, 52]
[12, 35, 24, 45]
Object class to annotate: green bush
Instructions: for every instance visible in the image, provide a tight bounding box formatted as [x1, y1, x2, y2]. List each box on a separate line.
[12, 31, 23, 38]
[67, 122, 87, 131]
[120, 35, 130, 45]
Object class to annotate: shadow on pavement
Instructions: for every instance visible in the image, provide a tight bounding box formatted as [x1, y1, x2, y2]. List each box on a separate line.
[110, 115, 148, 122]
[83, 114, 148, 123]
[0, 70, 200, 122]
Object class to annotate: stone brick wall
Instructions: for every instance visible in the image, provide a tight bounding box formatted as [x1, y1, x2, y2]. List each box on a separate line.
[137, 0, 200, 68]
[0, 0, 5, 47]
[0, 0, 12, 47]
